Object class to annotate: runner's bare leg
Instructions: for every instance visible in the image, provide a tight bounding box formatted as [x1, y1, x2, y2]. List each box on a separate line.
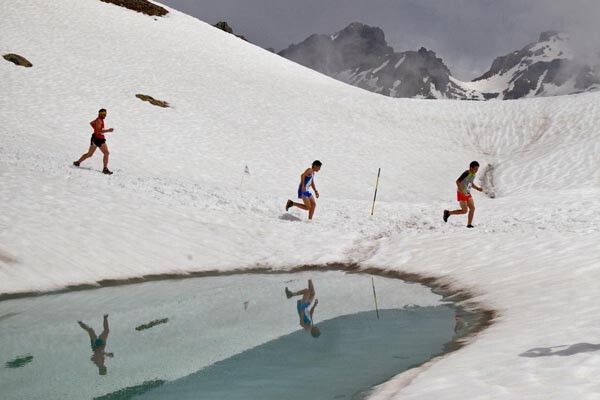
[77, 145, 97, 164]
[99, 143, 110, 169]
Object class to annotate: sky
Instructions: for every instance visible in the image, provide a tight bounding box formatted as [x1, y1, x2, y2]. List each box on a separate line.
[161, 0, 600, 80]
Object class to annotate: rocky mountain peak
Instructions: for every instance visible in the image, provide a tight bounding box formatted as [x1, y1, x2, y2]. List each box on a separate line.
[278, 25, 599, 100]
[334, 23, 390, 54]
[539, 31, 562, 42]
[472, 30, 599, 99]
[279, 23, 470, 99]
[279, 22, 393, 75]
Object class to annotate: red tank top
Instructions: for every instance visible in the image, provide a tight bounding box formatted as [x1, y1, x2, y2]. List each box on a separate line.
[91, 117, 105, 139]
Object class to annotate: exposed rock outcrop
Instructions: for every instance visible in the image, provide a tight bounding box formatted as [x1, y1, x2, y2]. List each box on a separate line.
[136, 94, 169, 108]
[3, 53, 32, 67]
[214, 21, 247, 41]
[100, 0, 168, 17]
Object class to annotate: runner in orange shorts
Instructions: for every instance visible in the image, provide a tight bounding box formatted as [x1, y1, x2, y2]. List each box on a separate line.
[443, 161, 484, 228]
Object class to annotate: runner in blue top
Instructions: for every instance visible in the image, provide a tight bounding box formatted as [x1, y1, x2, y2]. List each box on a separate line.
[285, 160, 322, 220]
[285, 279, 320, 338]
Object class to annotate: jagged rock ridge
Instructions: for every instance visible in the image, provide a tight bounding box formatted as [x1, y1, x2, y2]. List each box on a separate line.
[279, 23, 478, 99]
[100, 0, 168, 17]
[279, 25, 600, 100]
[472, 31, 600, 99]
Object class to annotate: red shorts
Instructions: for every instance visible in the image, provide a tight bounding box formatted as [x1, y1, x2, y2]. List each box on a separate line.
[457, 191, 472, 202]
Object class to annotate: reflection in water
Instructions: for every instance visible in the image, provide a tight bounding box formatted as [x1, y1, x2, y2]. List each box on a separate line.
[93, 380, 166, 400]
[285, 279, 320, 338]
[0, 272, 474, 400]
[137, 307, 458, 400]
[135, 318, 169, 331]
[77, 314, 113, 375]
[5, 354, 34, 369]
[0, 312, 20, 322]
[454, 313, 467, 333]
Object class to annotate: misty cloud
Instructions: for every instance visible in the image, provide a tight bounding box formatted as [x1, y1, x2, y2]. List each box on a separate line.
[160, 0, 600, 79]
[537, 0, 600, 65]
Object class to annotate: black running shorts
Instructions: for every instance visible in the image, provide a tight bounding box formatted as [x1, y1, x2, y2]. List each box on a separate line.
[90, 135, 106, 147]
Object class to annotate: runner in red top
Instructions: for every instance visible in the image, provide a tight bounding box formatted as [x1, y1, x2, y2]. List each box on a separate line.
[73, 109, 115, 174]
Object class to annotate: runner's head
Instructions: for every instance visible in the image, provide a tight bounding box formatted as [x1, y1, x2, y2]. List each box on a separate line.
[469, 161, 479, 173]
[310, 326, 321, 338]
[98, 108, 107, 119]
[312, 160, 322, 172]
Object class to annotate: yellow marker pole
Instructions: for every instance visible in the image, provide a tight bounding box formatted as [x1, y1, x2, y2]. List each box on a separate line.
[371, 168, 381, 215]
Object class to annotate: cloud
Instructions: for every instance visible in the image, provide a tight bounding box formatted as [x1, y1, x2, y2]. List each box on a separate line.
[539, 0, 600, 64]
[159, 0, 600, 79]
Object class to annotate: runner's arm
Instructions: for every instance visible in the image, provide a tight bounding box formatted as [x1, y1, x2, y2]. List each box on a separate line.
[299, 311, 310, 328]
[309, 299, 318, 318]
[472, 183, 483, 192]
[90, 120, 114, 134]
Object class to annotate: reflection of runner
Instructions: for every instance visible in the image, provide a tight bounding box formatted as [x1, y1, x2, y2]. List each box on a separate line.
[285, 279, 320, 338]
[285, 160, 322, 220]
[77, 314, 114, 375]
[454, 314, 466, 333]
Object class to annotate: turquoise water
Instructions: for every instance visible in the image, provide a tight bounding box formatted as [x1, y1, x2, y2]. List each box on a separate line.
[0, 272, 472, 400]
[137, 307, 460, 400]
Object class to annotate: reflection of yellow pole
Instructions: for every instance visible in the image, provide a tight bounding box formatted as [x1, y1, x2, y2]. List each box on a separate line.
[371, 168, 381, 216]
[371, 277, 380, 320]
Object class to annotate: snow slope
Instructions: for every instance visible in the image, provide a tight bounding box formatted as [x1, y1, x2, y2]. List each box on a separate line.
[2, 1, 600, 399]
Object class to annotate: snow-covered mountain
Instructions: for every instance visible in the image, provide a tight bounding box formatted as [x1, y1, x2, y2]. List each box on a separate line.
[279, 24, 600, 100]
[279, 23, 478, 99]
[469, 31, 600, 99]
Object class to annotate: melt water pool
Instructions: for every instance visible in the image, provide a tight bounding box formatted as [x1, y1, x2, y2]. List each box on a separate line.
[0, 271, 474, 400]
